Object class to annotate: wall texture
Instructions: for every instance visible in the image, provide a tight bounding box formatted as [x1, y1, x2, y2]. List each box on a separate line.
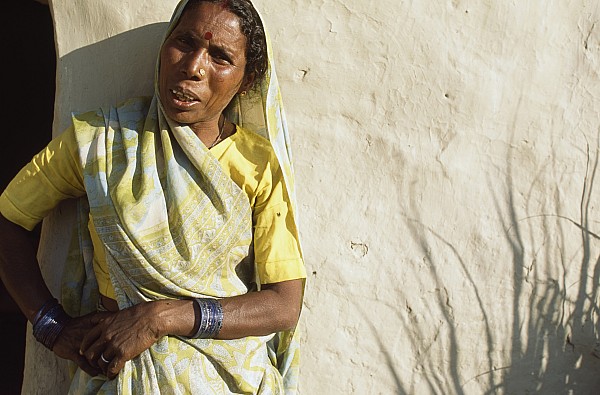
[23, 0, 600, 393]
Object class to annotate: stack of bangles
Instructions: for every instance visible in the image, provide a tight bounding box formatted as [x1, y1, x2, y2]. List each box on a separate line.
[190, 298, 223, 339]
[32, 298, 70, 350]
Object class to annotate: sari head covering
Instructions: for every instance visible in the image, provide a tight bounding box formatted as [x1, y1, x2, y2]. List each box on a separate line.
[61, 0, 304, 393]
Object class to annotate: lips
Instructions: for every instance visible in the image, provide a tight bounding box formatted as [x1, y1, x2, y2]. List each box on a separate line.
[170, 88, 199, 103]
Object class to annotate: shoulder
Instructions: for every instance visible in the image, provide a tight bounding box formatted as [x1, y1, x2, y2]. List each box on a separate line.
[218, 126, 284, 205]
[70, 96, 153, 142]
[231, 126, 279, 167]
[114, 96, 153, 117]
[70, 96, 152, 123]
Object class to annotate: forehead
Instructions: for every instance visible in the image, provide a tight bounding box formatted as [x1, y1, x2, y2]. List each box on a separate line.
[174, 2, 244, 41]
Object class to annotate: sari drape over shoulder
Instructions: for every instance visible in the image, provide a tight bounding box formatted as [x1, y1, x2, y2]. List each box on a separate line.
[60, 1, 305, 393]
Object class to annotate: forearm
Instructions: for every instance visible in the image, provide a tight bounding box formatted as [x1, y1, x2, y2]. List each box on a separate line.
[0, 214, 54, 322]
[218, 280, 304, 339]
[154, 279, 304, 340]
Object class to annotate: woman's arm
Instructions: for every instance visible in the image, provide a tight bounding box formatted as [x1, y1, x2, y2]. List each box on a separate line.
[79, 278, 304, 379]
[0, 214, 103, 376]
[0, 215, 53, 322]
[219, 279, 304, 338]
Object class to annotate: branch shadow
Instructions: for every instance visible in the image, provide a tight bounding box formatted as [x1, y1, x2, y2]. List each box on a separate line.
[368, 123, 600, 394]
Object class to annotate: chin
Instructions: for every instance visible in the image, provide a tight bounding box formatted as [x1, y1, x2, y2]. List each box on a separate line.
[162, 106, 190, 123]
[175, 113, 209, 128]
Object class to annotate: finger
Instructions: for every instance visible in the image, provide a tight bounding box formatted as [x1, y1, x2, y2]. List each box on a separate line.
[81, 335, 108, 368]
[83, 341, 109, 369]
[74, 354, 101, 377]
[97, 351, 113, 376]
[88, 311, 112, 325]
[79, 324, 103, 355]
[106, 357, 124, 380]
[99, 351, 122, 379]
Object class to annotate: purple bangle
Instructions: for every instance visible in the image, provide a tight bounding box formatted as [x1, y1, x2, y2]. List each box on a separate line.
[32, 298, 58, 327]
[32, 302, 69, 350]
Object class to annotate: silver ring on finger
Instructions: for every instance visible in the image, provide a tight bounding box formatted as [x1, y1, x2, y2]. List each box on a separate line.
[100, 353, 110, 364]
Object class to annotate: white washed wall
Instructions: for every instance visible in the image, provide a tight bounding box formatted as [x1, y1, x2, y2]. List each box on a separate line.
[23, 0, 600, 393]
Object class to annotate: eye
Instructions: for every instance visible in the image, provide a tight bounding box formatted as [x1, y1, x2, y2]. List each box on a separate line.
[178, 37, 193, 48]
[210, 48, 232, 65]
[171, 34, 195, 50]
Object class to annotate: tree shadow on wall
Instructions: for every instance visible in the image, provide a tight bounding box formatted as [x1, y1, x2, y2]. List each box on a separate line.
[398, 214, 496, 394]
[487, 129, 600, 394]
[380, 130, 600, 394]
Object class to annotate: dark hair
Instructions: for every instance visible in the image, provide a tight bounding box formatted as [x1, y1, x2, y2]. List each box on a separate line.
[184, 0, 268, 89]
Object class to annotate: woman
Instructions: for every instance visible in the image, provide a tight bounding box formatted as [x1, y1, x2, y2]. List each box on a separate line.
[0, 0, 306, 393]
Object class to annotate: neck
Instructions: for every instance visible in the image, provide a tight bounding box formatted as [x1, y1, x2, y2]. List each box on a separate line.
[189, 114, 227, 148]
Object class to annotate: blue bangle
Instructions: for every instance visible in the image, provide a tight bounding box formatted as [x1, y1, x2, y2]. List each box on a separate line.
[190, 298, 223, 339]
[32, 298, 58, 327]
[32, 302, 69, 350]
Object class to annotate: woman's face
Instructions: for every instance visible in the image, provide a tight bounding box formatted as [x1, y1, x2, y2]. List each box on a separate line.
[159, 2, 249, 128]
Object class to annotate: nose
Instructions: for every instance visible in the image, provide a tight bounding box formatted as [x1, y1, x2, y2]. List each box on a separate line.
[182, 49, 207, 80]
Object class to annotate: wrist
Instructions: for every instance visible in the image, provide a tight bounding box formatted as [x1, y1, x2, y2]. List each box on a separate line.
[152, 299, 196, 338]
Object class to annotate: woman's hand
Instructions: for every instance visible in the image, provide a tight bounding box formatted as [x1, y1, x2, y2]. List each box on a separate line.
[78, 300, 193, 379]
[51, 312, 111, 377]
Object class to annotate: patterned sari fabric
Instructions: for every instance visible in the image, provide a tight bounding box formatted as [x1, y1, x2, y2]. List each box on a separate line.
[61, 1, 304, 393]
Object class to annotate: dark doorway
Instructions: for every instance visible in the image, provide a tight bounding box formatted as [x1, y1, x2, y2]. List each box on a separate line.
[1, 1, 56, 394]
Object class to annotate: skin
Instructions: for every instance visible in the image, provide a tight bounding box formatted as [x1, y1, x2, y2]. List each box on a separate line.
[0, 2, 303, 381]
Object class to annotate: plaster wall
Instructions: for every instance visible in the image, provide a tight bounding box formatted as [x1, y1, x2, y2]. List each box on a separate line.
[22, 0, 600, 393]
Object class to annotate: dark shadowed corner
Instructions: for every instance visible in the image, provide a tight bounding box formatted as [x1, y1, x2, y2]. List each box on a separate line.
[0, 1, 56, 394]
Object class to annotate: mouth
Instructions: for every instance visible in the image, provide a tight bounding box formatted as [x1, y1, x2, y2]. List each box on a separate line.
[170, 88, 199, 104]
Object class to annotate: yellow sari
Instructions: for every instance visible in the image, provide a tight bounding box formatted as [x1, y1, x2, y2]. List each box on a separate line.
[61, 1, 304, 393]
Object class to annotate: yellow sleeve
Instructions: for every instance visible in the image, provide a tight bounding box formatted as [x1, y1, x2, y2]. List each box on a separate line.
[252, 158, 306, 284]
[0, 127, 85, 231]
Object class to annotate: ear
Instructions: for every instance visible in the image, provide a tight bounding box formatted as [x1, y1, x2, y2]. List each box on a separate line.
[239, 72, 256, 94]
